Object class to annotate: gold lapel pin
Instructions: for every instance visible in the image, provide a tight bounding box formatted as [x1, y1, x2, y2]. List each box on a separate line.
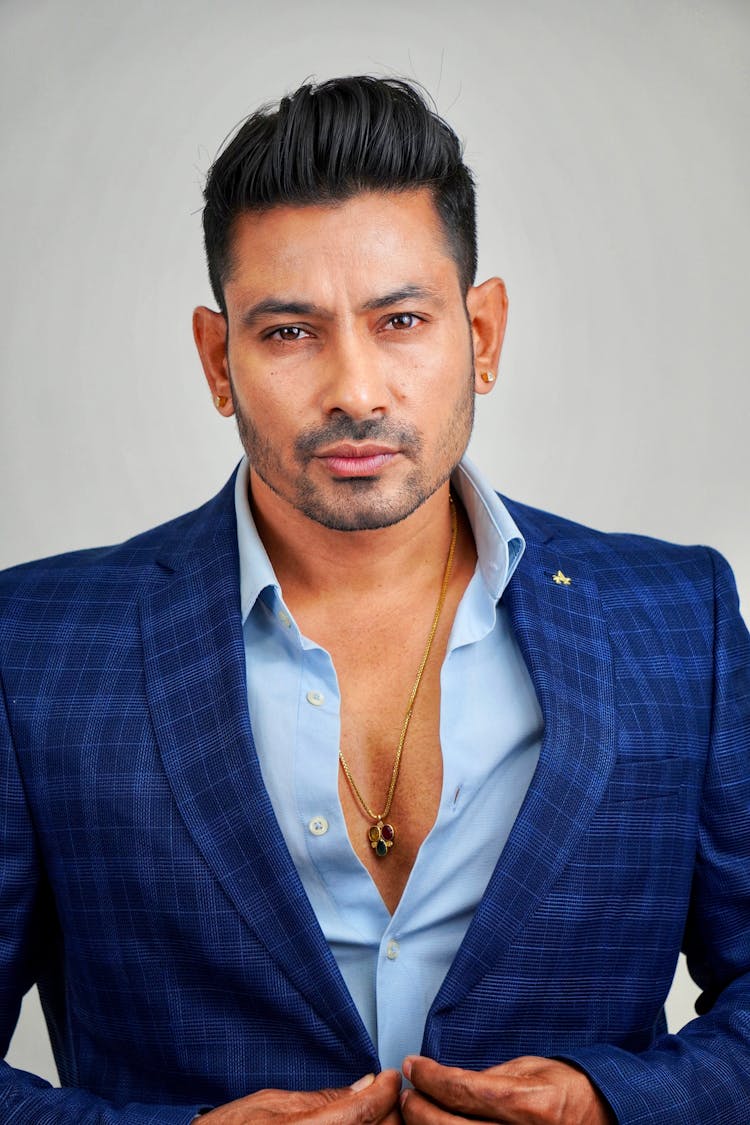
[552, 569, 572, 586]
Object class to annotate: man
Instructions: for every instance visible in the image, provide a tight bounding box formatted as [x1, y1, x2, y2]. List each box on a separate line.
[1, 76, 748, 1125]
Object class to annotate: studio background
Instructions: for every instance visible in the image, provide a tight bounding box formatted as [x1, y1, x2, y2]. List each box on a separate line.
[2, 0, 748, 1086]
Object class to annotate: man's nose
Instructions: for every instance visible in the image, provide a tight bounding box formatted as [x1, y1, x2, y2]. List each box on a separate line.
[319, 332, 389, 420]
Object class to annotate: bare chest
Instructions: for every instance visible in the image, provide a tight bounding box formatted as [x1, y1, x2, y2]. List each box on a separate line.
[322, 618, 451, 913]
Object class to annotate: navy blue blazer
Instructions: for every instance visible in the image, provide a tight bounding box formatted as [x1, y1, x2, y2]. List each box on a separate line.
[1, 471, 749, 1124]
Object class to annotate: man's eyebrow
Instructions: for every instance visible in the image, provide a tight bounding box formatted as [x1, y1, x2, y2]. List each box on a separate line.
[361, 285, 445, 311]
[240, 299, 331, 327]
[239, 285, 445, 327]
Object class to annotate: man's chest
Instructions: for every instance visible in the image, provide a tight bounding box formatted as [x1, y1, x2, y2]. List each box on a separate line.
[335, 650, 446, 912]
[299, 595, 455, 910]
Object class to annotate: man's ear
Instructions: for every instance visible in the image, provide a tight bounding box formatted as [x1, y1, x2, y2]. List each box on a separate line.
[465, 277, 508, 395]
[193, 306, 234, 416]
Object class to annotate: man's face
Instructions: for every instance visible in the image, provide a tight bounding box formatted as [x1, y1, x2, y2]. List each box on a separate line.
[218, 189, 486, 532]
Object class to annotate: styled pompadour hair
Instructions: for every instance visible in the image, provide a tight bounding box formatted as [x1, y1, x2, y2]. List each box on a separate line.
[202, 76, 477, 311]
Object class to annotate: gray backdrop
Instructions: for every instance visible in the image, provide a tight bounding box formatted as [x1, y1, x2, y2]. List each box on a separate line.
[2, 0, 748, 1085]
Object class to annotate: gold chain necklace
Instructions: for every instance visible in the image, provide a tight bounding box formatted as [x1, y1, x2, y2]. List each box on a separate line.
[338, 495, 458, 859]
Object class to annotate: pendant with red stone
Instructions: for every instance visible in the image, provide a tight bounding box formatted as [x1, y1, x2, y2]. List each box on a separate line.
[368, 820, 395, 857]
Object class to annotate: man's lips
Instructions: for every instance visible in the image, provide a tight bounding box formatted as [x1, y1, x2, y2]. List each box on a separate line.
[314, 443, 400, 477]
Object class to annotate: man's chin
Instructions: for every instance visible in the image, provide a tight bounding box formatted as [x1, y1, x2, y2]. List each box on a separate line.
[296, 480, 429, 532]
[299, 503, 419, 533]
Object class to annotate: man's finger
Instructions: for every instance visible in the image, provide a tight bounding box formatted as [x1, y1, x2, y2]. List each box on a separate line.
[328, 1068, 403, 1123]
[404, 1056, 512, 1118]
[401, 1086, 496, 1124]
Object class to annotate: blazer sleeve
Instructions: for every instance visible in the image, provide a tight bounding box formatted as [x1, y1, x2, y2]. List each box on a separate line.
[0, 674, 207, 1125]
[560, 547, 750, 1123]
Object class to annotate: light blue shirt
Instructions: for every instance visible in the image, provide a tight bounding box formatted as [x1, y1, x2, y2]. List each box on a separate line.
[235, 457, 544, 1073]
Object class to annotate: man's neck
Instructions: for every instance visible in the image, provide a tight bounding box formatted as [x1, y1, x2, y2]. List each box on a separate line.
[247, 470, 459, 604]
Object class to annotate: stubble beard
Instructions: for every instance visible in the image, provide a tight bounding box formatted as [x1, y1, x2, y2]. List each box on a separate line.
[230, 362, 475, 533]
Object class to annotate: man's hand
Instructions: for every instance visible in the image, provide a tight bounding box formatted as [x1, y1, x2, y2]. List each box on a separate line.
[400, 1055, 615, 1124]
[198, 1069, 403, 1123]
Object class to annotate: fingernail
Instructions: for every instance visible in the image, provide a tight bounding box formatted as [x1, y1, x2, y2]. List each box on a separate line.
[402, 1057, 414, 1080]
[350, 1073, 375, 1092]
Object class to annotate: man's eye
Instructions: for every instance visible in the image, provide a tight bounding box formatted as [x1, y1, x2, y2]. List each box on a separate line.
[269, 325, 310, 341]
[386, 313, 420, 330]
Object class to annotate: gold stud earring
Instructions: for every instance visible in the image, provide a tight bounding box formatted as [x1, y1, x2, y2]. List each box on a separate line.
[214, 395, 228, 410]
[480, 371, 496, 384]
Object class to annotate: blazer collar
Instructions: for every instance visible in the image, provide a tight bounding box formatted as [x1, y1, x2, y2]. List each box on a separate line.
[428, 520, 617, 1018]
[140, 470, 375, 1066]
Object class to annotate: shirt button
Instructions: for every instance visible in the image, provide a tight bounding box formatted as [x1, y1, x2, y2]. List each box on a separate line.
[278, 609, 292, 628]
[306, 690, 325, 707]
[385, 940, 400, 961]
[308, 816, 329, 836]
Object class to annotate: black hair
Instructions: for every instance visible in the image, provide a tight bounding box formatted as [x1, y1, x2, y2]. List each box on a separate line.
[202, 76, 477, 312]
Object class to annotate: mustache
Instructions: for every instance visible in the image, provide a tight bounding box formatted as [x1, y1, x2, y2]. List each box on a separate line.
[294, 416, 422, 459]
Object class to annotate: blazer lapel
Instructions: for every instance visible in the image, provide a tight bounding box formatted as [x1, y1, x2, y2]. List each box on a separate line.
[140, 480, 372, 1058]
[430, 534, 617, 1016]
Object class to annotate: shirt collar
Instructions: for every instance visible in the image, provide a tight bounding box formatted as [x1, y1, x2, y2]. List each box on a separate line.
[450, 455, 525, 600]
[234, 459, 280, 622]
[234, 455, 525, 623]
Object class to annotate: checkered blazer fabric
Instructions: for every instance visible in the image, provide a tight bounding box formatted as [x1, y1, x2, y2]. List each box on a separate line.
[1, 471, 749, 1123]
